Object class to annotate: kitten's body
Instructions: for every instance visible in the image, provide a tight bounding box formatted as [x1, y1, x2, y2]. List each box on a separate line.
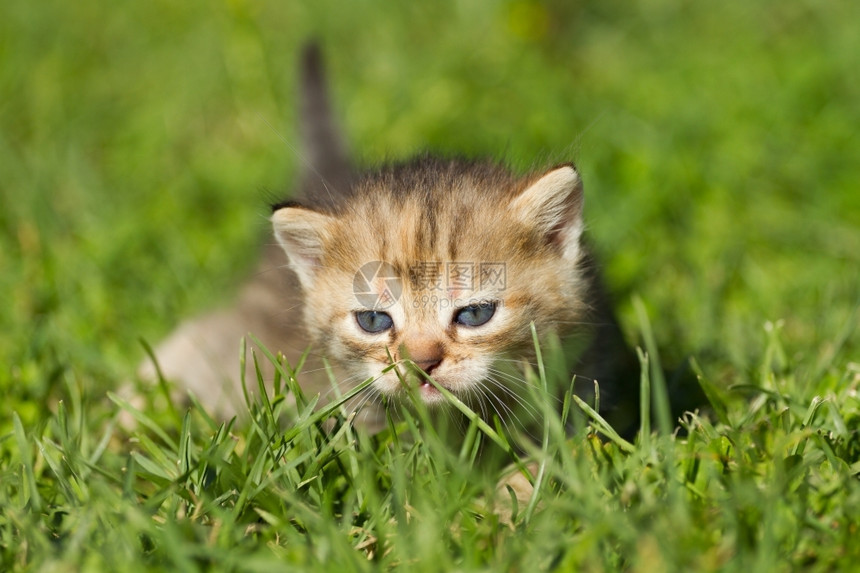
[137, 45, 636, 431]
[136, 242, 310, 417]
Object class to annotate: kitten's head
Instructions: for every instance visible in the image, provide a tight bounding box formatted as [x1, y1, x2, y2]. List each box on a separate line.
[272, 157, 588, 406]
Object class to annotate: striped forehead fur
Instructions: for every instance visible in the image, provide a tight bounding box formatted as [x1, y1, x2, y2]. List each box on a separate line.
[299, 155, 520, 211]
[297, 156, 567, 269]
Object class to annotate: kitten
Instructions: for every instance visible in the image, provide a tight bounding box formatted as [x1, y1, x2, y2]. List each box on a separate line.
[136, 44, 636, 432]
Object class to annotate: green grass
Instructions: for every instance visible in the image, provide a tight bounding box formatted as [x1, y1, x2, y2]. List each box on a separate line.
[2, 0, 858, 570]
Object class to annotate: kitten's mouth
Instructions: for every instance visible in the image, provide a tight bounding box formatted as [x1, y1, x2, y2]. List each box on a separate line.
[415, 378, 447, 405]
[418, 379, 438, 392]
[392, 363, 449, 405]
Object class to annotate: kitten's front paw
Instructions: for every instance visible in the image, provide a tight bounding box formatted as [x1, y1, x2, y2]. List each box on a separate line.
[493, 461, 539, 526]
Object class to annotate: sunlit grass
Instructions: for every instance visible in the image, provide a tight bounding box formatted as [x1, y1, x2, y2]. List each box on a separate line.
[4, 323, 859, 570]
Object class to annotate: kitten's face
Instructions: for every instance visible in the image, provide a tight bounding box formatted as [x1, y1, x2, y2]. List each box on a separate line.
[273, 161, 587, 406]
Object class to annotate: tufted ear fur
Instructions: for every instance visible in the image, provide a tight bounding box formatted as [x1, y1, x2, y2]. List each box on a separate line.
[509, 165, 585, 261]
[271, 205, 335, 290]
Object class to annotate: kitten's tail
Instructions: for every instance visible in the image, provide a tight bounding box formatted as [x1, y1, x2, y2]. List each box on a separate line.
[297, 41, 352, 203]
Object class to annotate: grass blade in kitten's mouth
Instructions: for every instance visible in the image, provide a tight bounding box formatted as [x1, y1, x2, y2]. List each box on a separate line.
[415, 375, 441, 392]
[418, 379, 443, 400]
[397, 361, 447, 404]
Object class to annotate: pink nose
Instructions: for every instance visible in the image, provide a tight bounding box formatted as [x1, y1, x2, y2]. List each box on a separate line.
[403, 338, 444, 375]
[414, 358, 442, 375]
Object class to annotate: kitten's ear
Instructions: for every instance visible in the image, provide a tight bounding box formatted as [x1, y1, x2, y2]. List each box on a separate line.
[271, 205, 334, 289]
[510, 165, 585, 260]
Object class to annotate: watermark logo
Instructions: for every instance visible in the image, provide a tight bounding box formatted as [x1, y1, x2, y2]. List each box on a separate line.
[354, 260, 507, 309]
[353, 261, 403, 309]
[407, 262, 507, 293]
[447, 262, 475, 291]
[412, 294, 505, 310]
[409, 262, 444, 291]
[479, 262, 506, 290]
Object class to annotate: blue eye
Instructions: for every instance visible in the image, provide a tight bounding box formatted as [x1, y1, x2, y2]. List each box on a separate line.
[355, 310, 394, 333]
[453, 302, 496, 327]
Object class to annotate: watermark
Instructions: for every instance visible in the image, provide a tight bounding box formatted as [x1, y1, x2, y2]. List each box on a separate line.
[479, 262, 506, 290]
[409, 262, 444, 291]
[353, 261, 403, 309]
[406, 261, 508, 292]
[411, 295, 504, 310]
[353, 260, 507, 308]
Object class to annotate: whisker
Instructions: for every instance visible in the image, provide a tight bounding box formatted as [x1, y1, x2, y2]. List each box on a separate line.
[476, 382, 524, 438]
[481, 375, 543, 423]
[491, 358, 540, 369]
[483, 385, 542, 441]
[486, 367, 564, 406]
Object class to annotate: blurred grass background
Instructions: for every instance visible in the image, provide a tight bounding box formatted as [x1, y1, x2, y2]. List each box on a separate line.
[1, 0, 857, 431]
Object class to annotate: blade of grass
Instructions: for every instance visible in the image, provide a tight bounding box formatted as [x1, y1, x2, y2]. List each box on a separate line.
[37, 437, 83, 504]
[571, 395, 635, 454]
[139, 337, 181, 423]
[637, 347, 651, 449]
[12, 412, 42, 512]
[522, 323, 552, 525]
[633, 295, 673, 435]
[690, 357, 730, 426]
[107, 392, 178, 450]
